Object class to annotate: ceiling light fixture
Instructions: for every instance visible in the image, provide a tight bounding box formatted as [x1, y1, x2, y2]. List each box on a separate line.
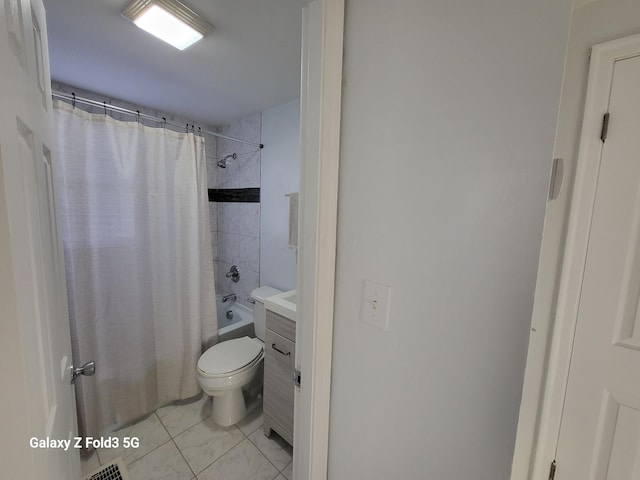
[122, 0, 214, 51]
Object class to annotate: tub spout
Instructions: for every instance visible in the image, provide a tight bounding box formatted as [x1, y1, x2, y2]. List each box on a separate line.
[222, 293, 237, 303]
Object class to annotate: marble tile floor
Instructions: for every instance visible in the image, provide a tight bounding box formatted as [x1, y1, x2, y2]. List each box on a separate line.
[80, 395, 293, 480]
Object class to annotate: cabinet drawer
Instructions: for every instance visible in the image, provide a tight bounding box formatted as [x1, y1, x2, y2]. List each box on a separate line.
[264, 329, 295, 437]
[266, 310, 296, 342]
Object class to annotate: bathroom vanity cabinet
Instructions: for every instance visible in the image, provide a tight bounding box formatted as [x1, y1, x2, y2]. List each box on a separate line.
[263, 309, 296, 445]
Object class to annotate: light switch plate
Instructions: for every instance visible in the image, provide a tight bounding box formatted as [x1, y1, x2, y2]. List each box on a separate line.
[361, 280, 391, 331]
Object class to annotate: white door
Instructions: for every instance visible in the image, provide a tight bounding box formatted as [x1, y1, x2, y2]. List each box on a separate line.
[0, 0, 81, 478]
[554, 52, 640, 478]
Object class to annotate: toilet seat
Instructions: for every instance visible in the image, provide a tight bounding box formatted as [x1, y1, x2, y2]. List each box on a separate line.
[197, 336, 263, 378]
[198, 352, 263, 380]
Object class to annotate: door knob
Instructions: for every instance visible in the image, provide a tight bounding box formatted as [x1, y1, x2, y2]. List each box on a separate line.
[71, 360, 96, 384]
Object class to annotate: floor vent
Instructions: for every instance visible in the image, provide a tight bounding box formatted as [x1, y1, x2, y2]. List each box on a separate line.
[85, 458, 130, 480]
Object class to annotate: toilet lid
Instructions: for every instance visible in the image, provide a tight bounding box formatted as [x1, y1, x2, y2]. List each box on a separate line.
[198, 337, 263, 375]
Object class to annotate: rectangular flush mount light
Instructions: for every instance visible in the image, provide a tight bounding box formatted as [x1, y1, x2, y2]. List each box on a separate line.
[122, 0, 214, 50]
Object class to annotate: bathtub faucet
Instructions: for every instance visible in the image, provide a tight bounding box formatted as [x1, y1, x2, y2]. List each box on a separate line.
[222, 293, 237, 303]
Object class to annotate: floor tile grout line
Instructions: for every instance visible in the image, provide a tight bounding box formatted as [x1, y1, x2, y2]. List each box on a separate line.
[95, 401, 212, 477]
[98, 412, 166, 465]
[172, 436, 197, 479]
[236, 409, 263, 438]
[156, 410, 198, 479]
[155, 401, 256, 477]
[239, 424, 253, 439]
[173, 418, 241, 474]
[161, 417, 206, 439]
[280, 460, 293, 479]
[124, 437, 173, 469]
[156, 395, 209, 438]
[245, 432, 290, 474]
[245, 421, 263, 438]
[105, 402, 282, 478]
[119, 413, 173, 470]
[189, 432, 246, 477]
[132, 410, 171, 465]
[171, 416, 209, 442]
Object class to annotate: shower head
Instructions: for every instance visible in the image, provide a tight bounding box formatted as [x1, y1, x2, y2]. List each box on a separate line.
[217, 153, 237, 168]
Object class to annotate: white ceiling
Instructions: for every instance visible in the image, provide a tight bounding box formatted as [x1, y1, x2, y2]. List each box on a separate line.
[43, 0, 302, 126]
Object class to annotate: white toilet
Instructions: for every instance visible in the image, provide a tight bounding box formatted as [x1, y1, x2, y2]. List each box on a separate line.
[197, 286, 282, 426]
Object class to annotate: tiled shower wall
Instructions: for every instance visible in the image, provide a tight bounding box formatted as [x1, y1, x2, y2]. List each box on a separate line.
[207, 114, 261, 308]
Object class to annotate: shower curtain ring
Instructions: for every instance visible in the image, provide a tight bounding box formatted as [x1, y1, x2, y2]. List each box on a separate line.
[72, 93, 76, 108]
[162, 117, 166, 130]
[136, 110, 140, 123]
[103, 101, 107, 116]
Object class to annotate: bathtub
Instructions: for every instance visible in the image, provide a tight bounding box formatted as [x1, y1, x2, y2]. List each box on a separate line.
[217, 296, 255, 342]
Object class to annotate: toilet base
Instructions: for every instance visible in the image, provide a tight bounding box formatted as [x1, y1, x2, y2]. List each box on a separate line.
[211, 388, 246, 427]
[206, 366, 263, 427]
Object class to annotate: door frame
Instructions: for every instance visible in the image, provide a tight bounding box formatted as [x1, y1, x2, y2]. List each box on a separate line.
[294, 0, 344, 479]
[511, 33, 640, 479]
[0, 0, 345, 477]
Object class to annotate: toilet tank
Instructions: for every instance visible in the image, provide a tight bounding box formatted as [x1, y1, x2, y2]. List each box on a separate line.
[250, 286, 282, 341]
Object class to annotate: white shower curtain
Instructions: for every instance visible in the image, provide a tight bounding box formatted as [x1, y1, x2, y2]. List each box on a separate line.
[52, 101, 217, 438]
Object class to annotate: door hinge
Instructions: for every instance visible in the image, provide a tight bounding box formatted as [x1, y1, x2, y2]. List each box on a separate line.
[601, 112, 610, 142]
[549, 460, 557, 480]
[294, 368, 301, 388]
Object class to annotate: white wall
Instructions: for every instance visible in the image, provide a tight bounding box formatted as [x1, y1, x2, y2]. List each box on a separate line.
[260, 99, 300, 291]
[328, 1, 572, 479]
[514, 0, 640, 473]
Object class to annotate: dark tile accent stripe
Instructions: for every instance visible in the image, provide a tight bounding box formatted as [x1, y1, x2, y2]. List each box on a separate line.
[208, 188, 260, 203]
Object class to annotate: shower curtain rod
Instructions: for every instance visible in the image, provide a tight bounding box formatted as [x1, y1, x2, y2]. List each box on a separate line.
[51, 91, 264, 149]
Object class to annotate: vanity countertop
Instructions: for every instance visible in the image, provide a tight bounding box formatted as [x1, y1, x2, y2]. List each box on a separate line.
[264, 290, 296, 321]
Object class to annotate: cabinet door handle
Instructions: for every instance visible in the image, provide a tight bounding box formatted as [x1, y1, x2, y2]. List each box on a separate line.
[272, 343, 291, 356]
